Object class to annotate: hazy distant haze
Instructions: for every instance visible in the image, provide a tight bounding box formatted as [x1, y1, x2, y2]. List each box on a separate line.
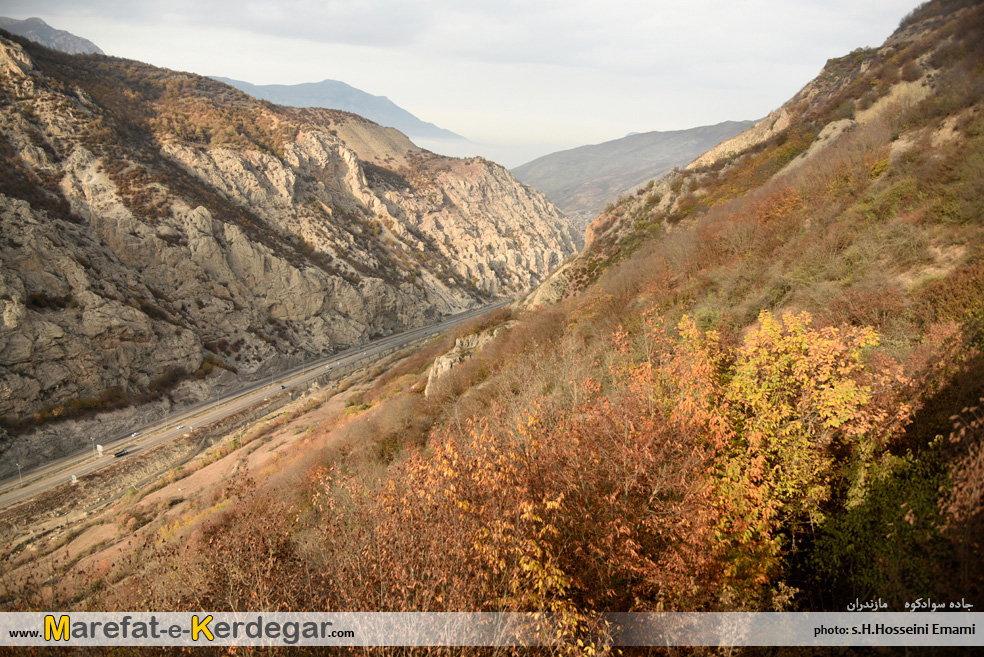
[0, 0, 921, 167]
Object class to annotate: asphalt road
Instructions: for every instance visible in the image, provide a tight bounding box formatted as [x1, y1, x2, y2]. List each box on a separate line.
[0, 300, 510, 508]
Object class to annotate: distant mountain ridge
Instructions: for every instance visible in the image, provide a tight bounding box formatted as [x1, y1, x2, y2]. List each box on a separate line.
[214, 77, 465, 143]
[0, 16, 103, 55]
[512, 120, 755, 229]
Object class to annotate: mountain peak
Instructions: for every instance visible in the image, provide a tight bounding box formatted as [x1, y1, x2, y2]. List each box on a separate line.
[0, 16, 104, 55]
[213, 76, 465, 143]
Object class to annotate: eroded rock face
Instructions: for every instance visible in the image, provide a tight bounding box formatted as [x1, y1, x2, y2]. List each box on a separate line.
[424, 323, 514, 397]
[0, 36, 579, 475]
[389, 158, 579, 297]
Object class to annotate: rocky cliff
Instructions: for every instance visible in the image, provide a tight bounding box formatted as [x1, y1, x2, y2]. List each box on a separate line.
[0, 35, 579, 475]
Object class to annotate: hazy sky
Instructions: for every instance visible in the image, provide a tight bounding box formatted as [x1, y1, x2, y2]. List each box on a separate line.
[1, 0, 921, 166]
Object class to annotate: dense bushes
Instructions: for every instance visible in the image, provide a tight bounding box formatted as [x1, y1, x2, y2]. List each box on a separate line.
[271, 308, 965, 626]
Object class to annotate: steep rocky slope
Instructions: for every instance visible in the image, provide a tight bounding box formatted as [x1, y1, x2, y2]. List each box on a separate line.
[0, 36, 579, 476]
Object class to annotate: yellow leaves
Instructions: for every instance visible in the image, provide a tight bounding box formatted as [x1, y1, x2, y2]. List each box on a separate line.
[707, 309, 925, 591]
[729, 311, 880, 442]
[544, 493, 565, 511]
[519, 501, 540, 523]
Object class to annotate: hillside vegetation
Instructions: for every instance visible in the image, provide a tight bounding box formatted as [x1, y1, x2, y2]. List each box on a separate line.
[3, 0, 984, 652]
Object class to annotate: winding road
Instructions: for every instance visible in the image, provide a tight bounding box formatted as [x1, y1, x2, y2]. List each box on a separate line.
[0, 301, 510, 508]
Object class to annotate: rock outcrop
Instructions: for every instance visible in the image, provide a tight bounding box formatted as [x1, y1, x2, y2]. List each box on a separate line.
[424, 323, 513, 397]
[686, 109, 793, 170]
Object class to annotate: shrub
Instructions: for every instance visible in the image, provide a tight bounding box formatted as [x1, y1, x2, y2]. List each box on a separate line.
[812, 443, 952, 604]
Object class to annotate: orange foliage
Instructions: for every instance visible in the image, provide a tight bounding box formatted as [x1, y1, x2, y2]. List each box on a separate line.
[315, 313, 730, 620]
[311, 309, 950, 617]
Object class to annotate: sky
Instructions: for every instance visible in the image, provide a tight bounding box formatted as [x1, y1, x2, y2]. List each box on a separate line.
[0, 0, 922, 167]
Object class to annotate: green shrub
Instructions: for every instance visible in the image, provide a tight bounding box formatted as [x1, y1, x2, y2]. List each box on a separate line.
[811, 445, 951, 604]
